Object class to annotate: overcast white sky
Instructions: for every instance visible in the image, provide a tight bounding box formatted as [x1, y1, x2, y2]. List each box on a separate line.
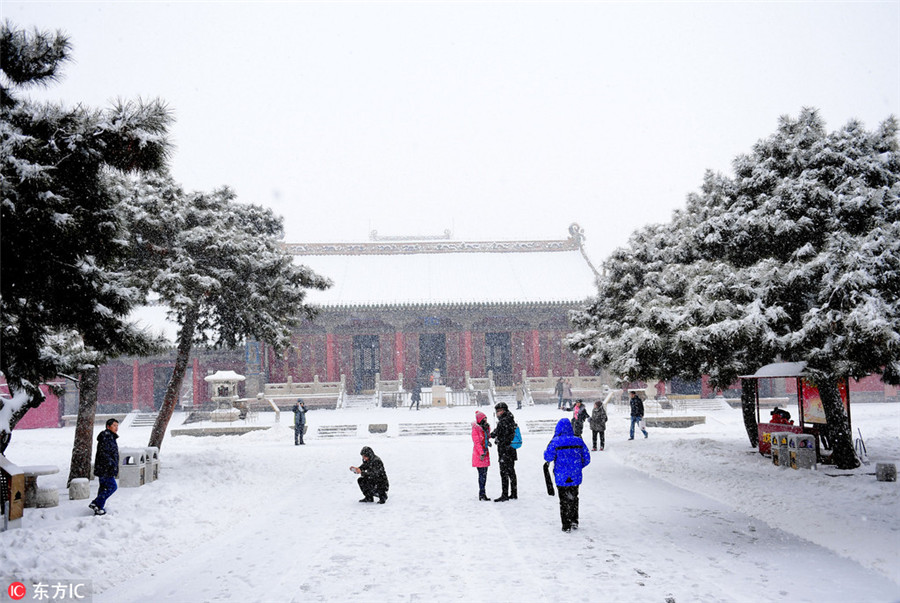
[5, 1, 899, 264]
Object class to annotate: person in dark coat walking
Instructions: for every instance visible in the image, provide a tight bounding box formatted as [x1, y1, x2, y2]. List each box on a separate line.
[554, 377, 564, 409]
[490, 402, 518, 501]
[89, 418, 119, 516]
[629, 392, 649, 440]
[409, 382, 422, 410]
[590, 399, 608, 451]
[543, 418, 591, 532]
[292, 400, 307, 445]
[350, 446, 389, 504]
[571, 400, 589, 439]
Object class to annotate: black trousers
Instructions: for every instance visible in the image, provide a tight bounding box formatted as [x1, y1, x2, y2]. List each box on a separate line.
[591, 429, 605, 449]
[558, 485, 580, 529]
[294, 425, 304, 445]
[498, 457, 517, 497]
[358, 477, 387, 501]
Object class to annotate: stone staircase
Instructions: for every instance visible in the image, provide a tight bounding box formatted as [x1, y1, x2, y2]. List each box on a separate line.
[670, 398, 729, 412]
[492, 391, 519, 408]
[343, 394, 377, 410]
[316, 424, 359, 439]
[130, 413, 159, 428]
[524, 419, 557, 434]
[398, 422, 471, 437]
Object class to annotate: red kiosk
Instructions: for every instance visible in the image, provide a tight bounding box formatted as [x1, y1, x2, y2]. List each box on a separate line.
[741, 362, 850, 461]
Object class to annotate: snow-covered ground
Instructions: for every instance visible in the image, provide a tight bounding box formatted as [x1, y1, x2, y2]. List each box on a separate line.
[2, 402, 898, 602]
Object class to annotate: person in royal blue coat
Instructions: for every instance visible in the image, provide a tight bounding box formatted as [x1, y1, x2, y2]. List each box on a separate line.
[543, 418, 591, 532]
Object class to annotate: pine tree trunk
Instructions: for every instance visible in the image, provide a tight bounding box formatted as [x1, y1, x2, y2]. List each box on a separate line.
[148, 306, 198, 450]
[67, 367, 99, 485]
[740, 379, 758, 448]
[818, 374, 859, 470]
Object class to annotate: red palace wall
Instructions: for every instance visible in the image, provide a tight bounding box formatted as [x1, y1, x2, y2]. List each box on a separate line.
[0, 379, 64, 429]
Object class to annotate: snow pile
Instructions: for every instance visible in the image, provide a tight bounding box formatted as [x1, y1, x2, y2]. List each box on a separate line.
[1, 403, 898, 602]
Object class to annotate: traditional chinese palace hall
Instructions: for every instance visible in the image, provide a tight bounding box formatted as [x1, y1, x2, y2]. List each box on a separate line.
[249, 225, 601, 395]
[70, 226, 600, 415]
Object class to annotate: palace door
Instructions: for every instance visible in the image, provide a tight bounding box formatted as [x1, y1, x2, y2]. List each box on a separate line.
[419, 333, 446, 387]
[485, 332, 512, 386]
[352, 335, 380, 393]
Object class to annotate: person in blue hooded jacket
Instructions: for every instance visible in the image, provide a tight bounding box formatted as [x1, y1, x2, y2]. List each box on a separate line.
[543, 418, 591, 532]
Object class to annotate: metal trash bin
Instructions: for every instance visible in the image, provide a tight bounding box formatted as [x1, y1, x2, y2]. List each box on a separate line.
[789, 434, 816, 470]
[144, 447, 159, 482]
[119, 448, 146, 488]
[771, 432, 790, 468]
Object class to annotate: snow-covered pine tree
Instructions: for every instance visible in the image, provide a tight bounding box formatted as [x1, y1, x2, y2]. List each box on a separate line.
[0, 23, 172, 453]
[570, 109, 899, 469]
[117, 175, 331, 450]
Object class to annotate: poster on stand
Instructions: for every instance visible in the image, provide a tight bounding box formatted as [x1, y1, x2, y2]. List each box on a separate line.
[801, 379, 848, 424]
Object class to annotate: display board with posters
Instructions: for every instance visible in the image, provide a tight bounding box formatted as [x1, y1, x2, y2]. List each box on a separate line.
[800, 379, 848, 424]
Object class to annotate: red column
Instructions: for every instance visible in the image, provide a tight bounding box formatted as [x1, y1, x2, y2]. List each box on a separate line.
[464, 331, 473, 375]
[193, 357, 201, 408]
[531, 330, 540, 376]
[395, 332, 405, 381]
[132, 358, 140, 411]
[326, 333, 336, 382]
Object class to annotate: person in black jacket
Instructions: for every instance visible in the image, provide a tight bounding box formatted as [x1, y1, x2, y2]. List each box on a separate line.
[292, 400, 307, 445]
[350, 446, 389, 504]
[89, 418, 119, 516]
[409, 382, 422, 411]
[490, 402, 518, 502]
[629, 392, 649, 440]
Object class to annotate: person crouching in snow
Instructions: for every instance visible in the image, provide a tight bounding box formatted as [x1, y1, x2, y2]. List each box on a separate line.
[472, 410, 492, 501]
[543, 418, 591, 532]
[350, 446, 389, 504]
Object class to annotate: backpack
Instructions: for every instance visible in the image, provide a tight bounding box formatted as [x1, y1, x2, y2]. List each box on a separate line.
[511, 425, 523, 449]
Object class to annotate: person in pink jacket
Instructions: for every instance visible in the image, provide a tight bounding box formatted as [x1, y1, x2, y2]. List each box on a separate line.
[472, 410, 492, 501]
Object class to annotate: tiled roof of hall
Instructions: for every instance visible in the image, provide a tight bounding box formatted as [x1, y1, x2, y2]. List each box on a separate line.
[286, 224, 601, 309]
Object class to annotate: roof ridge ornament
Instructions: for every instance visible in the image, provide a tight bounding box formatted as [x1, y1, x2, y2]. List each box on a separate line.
[568, 223, 585, 246]
[568, 223, 601, 279]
